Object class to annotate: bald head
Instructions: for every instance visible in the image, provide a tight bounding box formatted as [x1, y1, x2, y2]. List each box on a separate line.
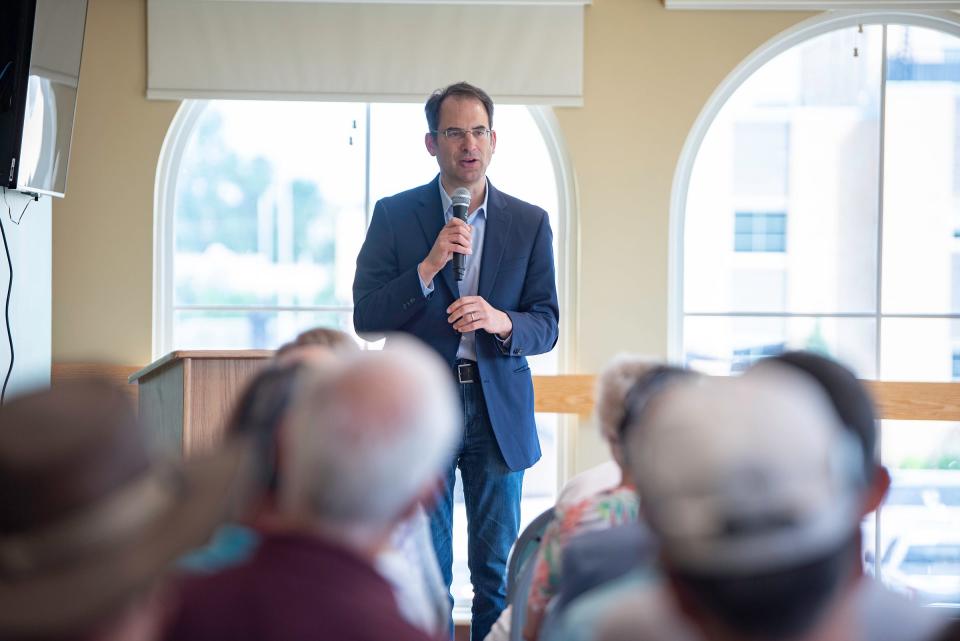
[282, 337, 459, 541]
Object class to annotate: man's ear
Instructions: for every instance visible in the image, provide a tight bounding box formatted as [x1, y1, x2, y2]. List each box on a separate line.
[862, 464, 891, 517]
[425, 132, 438, 157]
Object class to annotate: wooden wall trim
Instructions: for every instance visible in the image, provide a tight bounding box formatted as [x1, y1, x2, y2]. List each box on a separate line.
[864, 381, 960, 422]
[533, 376, 960, 422]
[53, 364, 960, 422]
[532, 375, 595, 415]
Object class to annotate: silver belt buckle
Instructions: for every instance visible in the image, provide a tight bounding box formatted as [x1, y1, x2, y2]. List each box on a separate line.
[457, 363, 475, 384]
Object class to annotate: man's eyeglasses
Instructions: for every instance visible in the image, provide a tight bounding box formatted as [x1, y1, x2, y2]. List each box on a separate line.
[432, 127, 493, 141]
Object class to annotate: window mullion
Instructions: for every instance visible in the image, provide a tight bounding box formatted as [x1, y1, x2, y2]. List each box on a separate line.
[874, 21, 889, 584]
[364, 103, 372, 230]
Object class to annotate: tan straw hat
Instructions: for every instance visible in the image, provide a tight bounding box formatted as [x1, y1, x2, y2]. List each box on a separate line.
[0, 380, 251, 637]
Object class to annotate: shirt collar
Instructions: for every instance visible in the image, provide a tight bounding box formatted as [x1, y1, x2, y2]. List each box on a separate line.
[439, 178, 489, 221]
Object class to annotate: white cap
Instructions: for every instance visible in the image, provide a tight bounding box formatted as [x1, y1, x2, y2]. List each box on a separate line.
[629, 366, 865, 575]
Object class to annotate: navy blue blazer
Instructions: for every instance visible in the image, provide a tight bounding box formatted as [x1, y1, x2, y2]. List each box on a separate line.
[353, 176, 560, 471]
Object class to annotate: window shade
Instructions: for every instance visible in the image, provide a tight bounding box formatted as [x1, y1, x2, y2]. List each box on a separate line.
[147, 0, 586, 105]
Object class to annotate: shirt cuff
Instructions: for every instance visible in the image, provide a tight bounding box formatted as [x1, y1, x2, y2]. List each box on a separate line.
[419, 276, 434, 298]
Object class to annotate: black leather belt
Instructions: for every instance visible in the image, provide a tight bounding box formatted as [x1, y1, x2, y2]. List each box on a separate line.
[456, 359, 478, 384]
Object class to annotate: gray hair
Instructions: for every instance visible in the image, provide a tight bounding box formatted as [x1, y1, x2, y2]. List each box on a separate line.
[594, 354, 660, 445]
[282, 337, 459, 540]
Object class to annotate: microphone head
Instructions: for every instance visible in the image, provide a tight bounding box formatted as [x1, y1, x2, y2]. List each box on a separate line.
[452, 187, 471, 209]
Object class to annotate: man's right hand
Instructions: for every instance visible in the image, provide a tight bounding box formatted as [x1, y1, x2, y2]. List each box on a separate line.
[418, 218, 472, 286]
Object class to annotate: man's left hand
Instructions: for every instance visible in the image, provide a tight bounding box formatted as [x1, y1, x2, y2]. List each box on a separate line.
[447, 296, 512, 339]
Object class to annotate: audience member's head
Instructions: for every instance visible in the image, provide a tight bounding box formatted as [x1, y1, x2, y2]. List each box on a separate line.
[595, 356, 657, 451]
[595, 356, 691, 471]
[231, 327, 358, 504]
[282, 336, 459, 554]
[0, 381, 249, 641]
[628, 366, 867, 641]
[224, 364, 304, 499]
[275, 326, 359, 367]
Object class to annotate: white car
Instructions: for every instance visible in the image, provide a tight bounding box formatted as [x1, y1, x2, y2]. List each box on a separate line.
[879, 532, 960, 609]
[862, 469, 960, 574]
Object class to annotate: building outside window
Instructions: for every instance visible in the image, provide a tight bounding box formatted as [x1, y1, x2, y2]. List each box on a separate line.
[734, 212, 787, 253]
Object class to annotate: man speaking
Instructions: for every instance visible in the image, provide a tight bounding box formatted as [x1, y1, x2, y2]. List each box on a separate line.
[353, 82, 560, 639]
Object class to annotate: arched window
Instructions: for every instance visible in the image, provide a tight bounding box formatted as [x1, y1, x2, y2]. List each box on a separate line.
[156, 101, 568, 351]
[155, 99, 575, 616]
[672, 12, 960, 602]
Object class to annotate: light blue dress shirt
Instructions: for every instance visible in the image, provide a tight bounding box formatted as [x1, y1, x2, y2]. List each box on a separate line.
[419, 180, 489, 362]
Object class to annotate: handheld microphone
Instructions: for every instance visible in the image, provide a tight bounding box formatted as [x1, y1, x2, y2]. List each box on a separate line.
[452, 187, 471, 281]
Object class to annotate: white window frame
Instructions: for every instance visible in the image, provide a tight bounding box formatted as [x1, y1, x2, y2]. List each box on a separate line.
[668, 9, 960, 369]
[668, 8, 960, 580]
[153, 99, 580, 483]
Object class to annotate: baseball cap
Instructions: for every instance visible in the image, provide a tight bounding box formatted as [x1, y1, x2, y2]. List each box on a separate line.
[628, 366, 866, 575]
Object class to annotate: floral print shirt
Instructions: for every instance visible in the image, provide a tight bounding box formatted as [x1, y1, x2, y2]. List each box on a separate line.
[526, 484, 641, 620]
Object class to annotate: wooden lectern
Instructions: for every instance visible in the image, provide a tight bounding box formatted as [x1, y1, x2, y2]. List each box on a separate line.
[128, 350, 273, 456]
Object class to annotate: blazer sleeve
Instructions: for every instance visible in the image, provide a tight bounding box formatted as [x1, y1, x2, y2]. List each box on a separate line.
[499, 211, 560, 357]
[352, 199, 430, 335]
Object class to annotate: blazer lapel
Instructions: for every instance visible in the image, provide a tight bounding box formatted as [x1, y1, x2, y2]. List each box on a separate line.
[478, 182, 512, 300]
[414, 176, 458, 298]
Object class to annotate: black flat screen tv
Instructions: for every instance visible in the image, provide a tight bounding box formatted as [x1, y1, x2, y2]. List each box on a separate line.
[0, 0, 88, 198]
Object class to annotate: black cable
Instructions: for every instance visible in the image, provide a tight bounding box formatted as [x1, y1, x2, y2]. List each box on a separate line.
[10, 198, 29, 225]
[0, 211, 13, 404]
[1, 187, 31, 224]
[0, 188, 36, 403]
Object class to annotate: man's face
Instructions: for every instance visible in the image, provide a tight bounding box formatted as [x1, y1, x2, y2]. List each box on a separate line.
[425, 96, 496, 192]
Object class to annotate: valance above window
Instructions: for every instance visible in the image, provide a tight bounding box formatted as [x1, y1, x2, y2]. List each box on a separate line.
[147, 0, 587, 105]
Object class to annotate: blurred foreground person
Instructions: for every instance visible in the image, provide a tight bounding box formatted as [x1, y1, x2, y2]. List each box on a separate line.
[177, 326, 356, 574]
[280, 326, 448, 634]
[175, 363, 310, 574]
[596, 362, 954, 641]
[178, 326, 448, 636]
[519, 358, 691, 641]
[532, 363, 695, 641]
[165, 337, 460, 641]
[486, 356, 657, 641]
[0, 381, 249, 641]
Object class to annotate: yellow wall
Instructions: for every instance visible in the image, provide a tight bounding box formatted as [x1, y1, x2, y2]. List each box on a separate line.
[558, 2, 811, 373]
[53, 0, 179, 364]
[51, 0, 812, 464]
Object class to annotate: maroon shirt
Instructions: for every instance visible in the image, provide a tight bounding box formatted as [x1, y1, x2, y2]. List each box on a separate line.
[165, 532, 437, 641]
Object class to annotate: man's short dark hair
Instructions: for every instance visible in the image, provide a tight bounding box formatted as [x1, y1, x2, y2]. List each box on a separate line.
[425, 82, 494, 135]
[674, 534, 860, 640]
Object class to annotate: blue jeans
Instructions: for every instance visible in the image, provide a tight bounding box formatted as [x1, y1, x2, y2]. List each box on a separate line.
[429, 379, 524, 641]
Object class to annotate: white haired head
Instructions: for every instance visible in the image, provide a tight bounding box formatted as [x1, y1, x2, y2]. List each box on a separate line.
[282, 336, 459, 547]
[595, 355, 661, 444]
[594, 355, 660, 467]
